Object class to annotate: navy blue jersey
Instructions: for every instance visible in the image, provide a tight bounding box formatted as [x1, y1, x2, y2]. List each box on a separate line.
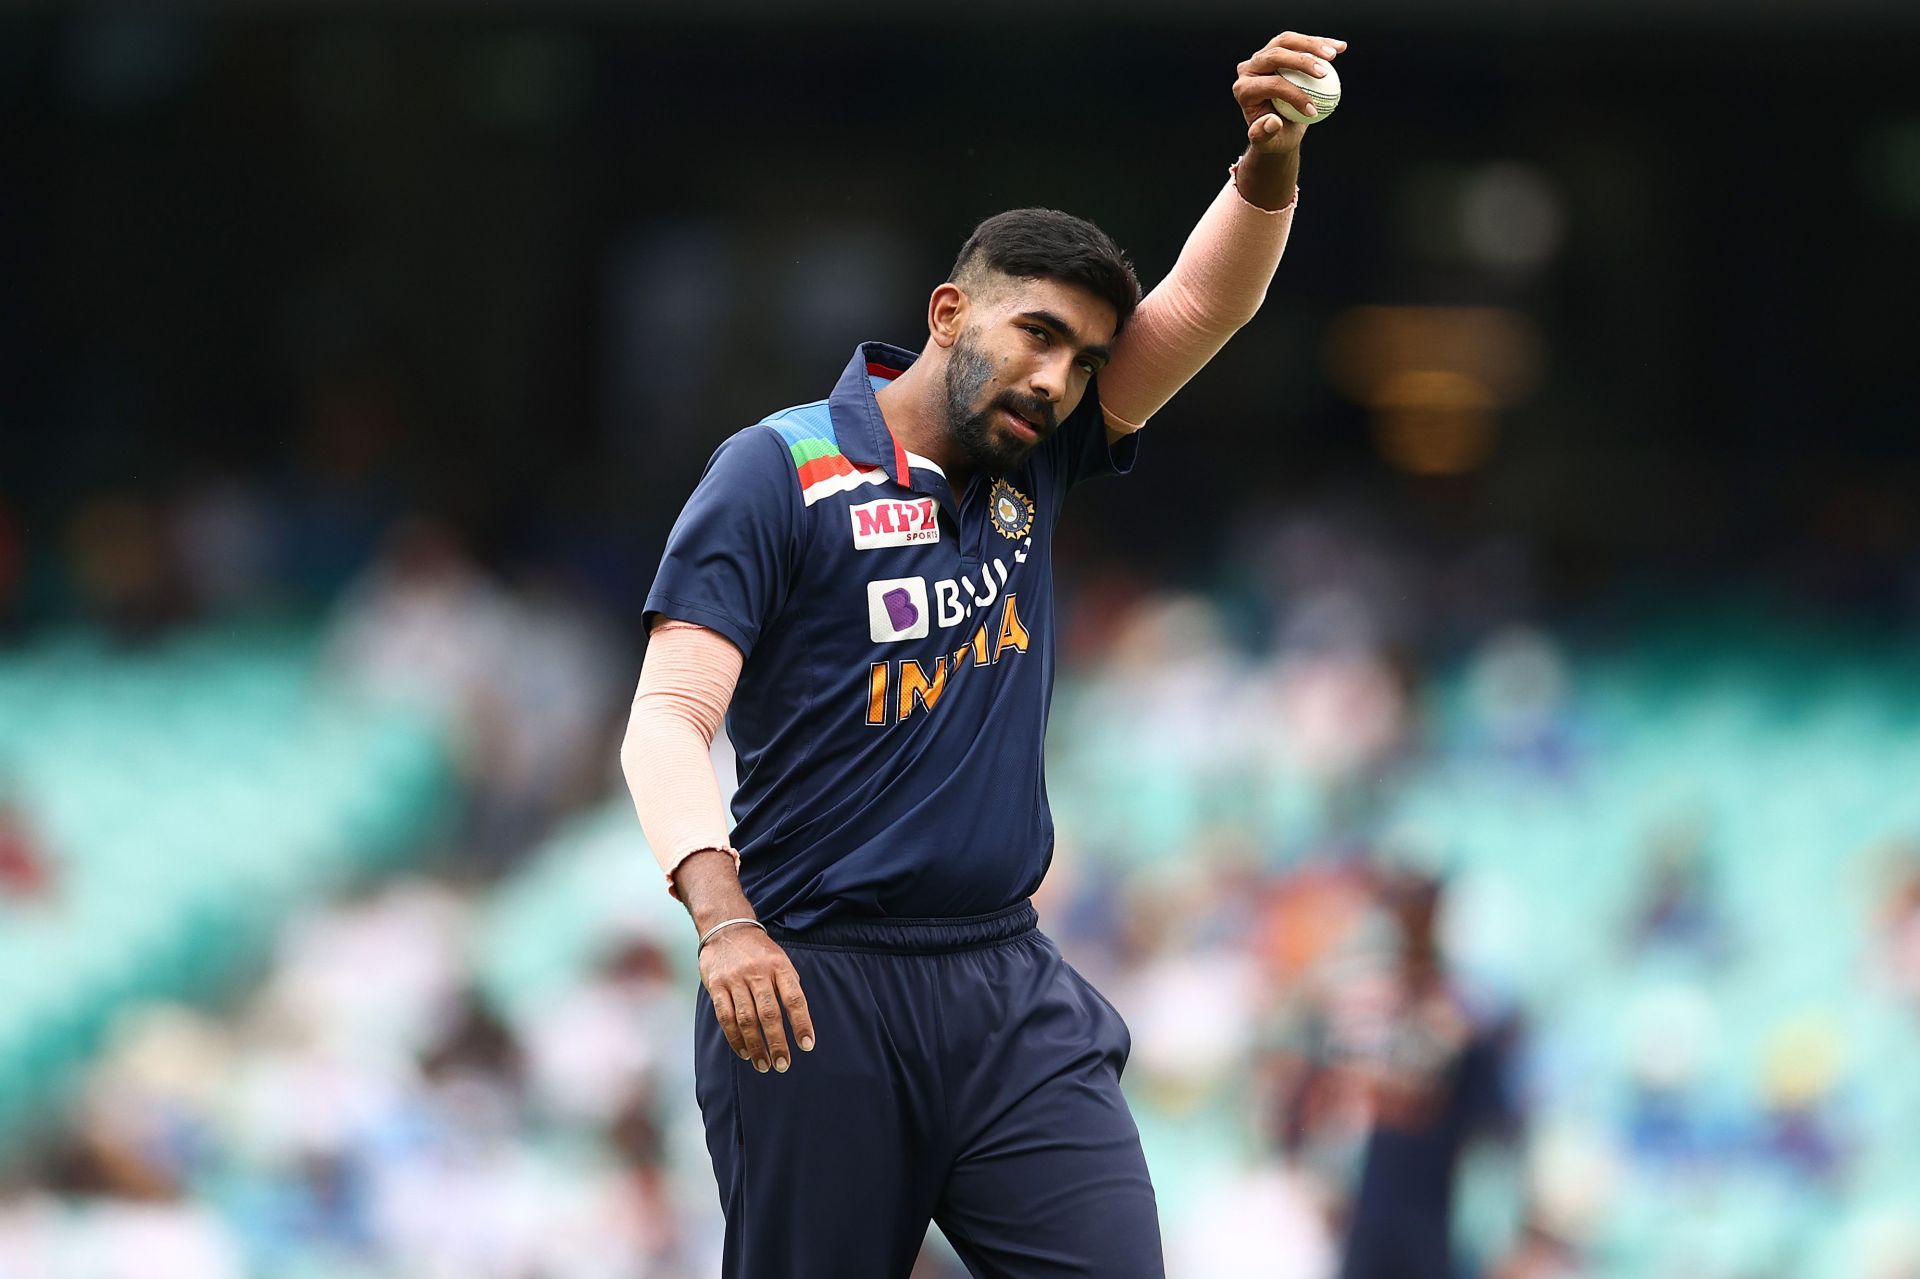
[644, 341, 1139, 927]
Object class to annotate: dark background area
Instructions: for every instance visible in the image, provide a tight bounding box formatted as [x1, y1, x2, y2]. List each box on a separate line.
[3, 8, 1917, 628]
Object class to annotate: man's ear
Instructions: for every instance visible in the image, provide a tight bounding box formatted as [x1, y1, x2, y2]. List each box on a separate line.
[928, 283, 967, 350]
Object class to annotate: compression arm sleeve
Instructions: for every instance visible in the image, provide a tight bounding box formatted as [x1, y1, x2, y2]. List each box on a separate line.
[620, 619, 745, 899]
[1098, 165, 1299, 434]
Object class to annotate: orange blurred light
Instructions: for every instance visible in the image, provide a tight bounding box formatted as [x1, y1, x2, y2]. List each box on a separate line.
[1373, 405, 1497, 477]
[1322, 306, 1544, 476]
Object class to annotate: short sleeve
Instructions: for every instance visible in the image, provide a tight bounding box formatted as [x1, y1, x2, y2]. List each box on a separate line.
[643, 426, 799, 661]
[1048, 375, 1142, 494]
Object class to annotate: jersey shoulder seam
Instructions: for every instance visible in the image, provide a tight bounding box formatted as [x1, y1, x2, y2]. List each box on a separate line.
[759, 404, 889, 508]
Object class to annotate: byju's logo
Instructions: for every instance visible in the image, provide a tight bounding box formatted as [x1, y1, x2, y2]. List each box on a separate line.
[867, 577, 930, 642]
[850, 497, 940, 549]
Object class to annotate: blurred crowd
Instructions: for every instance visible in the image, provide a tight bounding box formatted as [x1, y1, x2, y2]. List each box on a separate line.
[7, 487, 1920, 1278]
[0, 853, 1528, 1279]
[320, 514, 629, 874]
[0, 880, 700, 1279]
[1037, 848, 1532, 1279]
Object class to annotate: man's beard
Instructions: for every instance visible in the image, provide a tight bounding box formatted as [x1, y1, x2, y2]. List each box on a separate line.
[943, 330, 1057, 476]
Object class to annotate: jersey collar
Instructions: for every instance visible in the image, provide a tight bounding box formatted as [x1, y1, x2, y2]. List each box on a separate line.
[829, 341, 919, 488]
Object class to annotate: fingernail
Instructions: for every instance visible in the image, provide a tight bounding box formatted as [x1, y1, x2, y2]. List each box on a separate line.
[800, 1036, 814, 1052]
[774, 1057, 789, 1073]
[1313, 60, 1329, 75]
[1322, 46, 1337, 56]
[755, 1059, 769, 1073]
[1304, 103, 1319, 116]
[737, 1050, 751, 1061]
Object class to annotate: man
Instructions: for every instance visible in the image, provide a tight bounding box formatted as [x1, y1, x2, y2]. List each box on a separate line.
[1289, 871, 1521, 1279]
[623, 30, 1346, 1277]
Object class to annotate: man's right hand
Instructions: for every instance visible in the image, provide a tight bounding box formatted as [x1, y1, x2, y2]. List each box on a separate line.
[698, 924, 814, 1073]
[675, 848, 816, 1074]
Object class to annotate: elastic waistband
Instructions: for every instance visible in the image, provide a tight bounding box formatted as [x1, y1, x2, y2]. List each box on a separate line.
[766, 899, 1037, 954]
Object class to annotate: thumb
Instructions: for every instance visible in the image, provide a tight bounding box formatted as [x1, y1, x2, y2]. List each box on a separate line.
[1244, 113, 1305, 154]
[1248, 113, 1299, 149]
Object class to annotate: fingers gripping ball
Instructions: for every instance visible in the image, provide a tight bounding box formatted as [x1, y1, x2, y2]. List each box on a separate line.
[1272, 62, 1340, 125]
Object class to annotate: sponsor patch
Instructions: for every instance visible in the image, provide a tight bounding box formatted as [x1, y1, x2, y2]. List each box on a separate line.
[850, 497, 941, 549]
[867, 576, 930, 642]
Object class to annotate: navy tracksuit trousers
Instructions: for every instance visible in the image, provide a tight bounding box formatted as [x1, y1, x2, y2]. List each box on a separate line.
[692, 900, 1165, 1278]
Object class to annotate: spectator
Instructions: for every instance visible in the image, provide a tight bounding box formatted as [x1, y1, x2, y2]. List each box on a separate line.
[0, 782, 53, 902]
[1872, 841, 1920, 1009]
[325, 515, 513, 722]
[168, 472, 278, 617]
[465, 565, 629, 868]
[1487, 1224, 1581, 1279]
[1630, 816, 1728, 963]
[1463, 627, 1579, 779]
[64, 494, 188, 643]
[1755, 1016, 1847, 1185]
[1337, 872, 1522, 1279]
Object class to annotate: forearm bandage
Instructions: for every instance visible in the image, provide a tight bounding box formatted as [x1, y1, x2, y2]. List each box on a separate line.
[1099, 167, 1298, 433]
[621, 619, 744, 898]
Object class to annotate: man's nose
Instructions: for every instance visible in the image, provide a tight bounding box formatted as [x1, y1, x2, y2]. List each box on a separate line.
[1028, 357, 1068, 404]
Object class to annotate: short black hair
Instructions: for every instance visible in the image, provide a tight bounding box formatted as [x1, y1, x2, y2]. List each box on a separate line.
[951, 208, 1141, 336]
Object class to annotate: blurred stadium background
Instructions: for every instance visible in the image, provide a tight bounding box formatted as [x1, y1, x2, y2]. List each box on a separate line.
[4, 5, 1920, 1277]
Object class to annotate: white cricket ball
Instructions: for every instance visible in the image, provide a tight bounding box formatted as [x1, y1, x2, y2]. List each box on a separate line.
[1271, 62, 1340, 125]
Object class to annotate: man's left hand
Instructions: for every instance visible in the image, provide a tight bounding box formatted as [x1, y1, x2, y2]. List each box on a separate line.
[1234, 31, 1348, 156]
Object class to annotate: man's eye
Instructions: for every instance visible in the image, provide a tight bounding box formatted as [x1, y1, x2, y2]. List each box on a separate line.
[1024, 326, 1048, 343]
[1076, 359, 1097, 375]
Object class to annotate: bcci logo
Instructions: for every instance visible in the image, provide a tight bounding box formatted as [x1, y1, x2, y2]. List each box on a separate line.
[988, 479, 1034, 541]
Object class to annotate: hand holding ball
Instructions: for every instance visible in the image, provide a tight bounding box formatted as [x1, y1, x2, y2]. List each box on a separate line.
[1272, 62, 1340, 125]
[1235, 33, 1347, 142]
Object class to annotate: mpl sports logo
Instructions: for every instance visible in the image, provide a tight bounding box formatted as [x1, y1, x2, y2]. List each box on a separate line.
[849, 497, 939, 550]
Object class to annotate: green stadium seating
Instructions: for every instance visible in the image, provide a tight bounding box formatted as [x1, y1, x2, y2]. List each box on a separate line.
[0, 625, 453, 1157]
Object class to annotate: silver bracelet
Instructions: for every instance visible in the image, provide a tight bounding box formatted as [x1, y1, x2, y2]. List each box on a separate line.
[698, 916, 768, 952]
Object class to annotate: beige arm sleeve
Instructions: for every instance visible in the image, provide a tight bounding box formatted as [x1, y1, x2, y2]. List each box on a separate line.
[1098, 166, 1299, 433]
[619, 619, 745, 899]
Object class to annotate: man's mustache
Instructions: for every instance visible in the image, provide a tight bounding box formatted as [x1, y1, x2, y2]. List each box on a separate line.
[991, 393, 1057, 435]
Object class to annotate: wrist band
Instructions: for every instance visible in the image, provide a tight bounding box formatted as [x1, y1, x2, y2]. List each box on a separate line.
[698, 917, 767, 952]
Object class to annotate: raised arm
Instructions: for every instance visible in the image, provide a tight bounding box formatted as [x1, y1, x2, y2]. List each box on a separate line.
[1098, 30, 1345, 435]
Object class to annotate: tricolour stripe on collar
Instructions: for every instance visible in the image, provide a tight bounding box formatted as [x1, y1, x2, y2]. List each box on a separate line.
[770, 417, 891, 506]
[831, 342, 922, 490]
